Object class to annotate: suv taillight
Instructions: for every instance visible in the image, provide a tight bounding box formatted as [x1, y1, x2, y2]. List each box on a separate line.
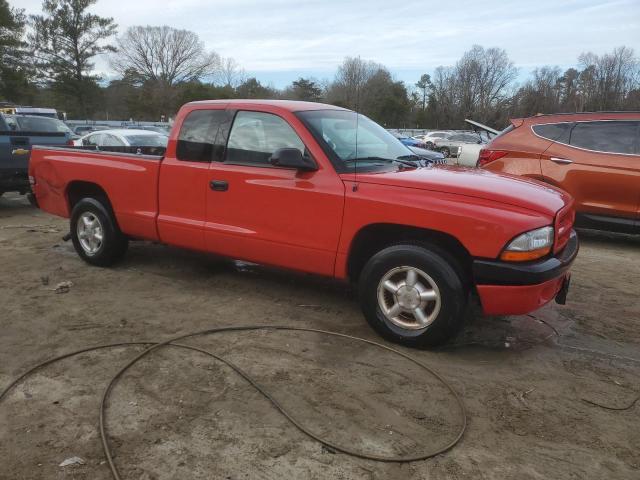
[477, 149, 508, 168]
[66, 139, 75, 146]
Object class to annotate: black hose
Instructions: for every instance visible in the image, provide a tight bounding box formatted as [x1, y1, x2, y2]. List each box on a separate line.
[1, 326, 467, 479]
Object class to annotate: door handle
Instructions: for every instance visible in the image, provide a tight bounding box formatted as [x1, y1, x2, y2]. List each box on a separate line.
[209, 180, 228, 191]
[11, 148, 30, 155]
[550, 157, 573, 165]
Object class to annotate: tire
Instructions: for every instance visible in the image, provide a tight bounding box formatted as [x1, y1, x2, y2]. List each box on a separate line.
[70, 197, 128, 267]
[440, 147, 450, 158]
[358, 244, 468, 348]
[425, 141, 435, 150]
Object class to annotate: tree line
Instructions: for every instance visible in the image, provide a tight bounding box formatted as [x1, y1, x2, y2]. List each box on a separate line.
[1, 0, 639, 128]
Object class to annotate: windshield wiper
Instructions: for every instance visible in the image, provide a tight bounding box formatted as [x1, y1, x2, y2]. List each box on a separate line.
[350, 156, 416, 168]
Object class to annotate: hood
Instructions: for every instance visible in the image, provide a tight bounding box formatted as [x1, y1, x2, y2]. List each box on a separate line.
[347, 166, 570, 217]
[407, 146, 446, 161]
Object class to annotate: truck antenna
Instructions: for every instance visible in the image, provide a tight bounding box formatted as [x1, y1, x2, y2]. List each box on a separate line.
[353, 60, 360, 193]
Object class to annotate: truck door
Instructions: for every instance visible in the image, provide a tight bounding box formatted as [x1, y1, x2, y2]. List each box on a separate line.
[205, 109, 345, 276]
[157, 107, 230, 250]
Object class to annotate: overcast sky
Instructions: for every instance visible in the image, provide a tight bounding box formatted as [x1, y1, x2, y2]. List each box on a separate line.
[18, 0, 640, 88]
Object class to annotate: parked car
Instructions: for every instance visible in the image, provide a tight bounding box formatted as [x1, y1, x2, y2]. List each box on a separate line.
[0, 114, 74, 196]
[416, 131, 455, 149]
[478, 112, 639, 234]
[126, 125, 171, 135]
[29, 100, 577, 347]
[433, 132, 485, 158]
[75, 129, 168, 148]
[406, 146, 448, 166]
[73, 125, 110, 136]
[457, 119, 500, 166]
[391, 132, 427, 149]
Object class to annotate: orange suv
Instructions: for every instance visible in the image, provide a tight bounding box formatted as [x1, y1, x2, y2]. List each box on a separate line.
[478, 112, 639, 233]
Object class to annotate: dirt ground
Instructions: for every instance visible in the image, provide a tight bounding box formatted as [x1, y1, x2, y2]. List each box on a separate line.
[0, 192, 639, 480]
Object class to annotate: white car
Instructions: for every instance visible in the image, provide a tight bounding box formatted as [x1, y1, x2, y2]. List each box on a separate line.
[415, 131, 455, 149]
[75, 129, 168, 148]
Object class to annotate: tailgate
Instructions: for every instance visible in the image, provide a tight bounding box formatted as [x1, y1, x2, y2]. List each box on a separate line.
[0, 132, 68, 171]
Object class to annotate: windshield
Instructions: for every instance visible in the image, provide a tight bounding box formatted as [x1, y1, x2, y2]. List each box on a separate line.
[12, 116, 71, 134]
[123, 134, 168, 147]
[296, 110, 414, 172]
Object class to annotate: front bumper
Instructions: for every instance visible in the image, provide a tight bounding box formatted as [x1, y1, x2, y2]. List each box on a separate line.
[473, 230, 579, 315]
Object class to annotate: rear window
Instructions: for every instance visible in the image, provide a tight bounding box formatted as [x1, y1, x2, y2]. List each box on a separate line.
[13, 116, 71, 133]
[532, 122, 572, 142]
[569, 121, 638, 154]
[177, 109, 232, 162]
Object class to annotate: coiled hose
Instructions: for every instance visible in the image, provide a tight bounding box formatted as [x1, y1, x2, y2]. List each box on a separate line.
[0, 325, 467, 479]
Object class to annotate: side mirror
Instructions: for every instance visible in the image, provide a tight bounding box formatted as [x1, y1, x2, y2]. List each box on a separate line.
[269, 148, 317, 171]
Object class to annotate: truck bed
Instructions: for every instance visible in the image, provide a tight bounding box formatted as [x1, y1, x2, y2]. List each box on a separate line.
[29, 146, 163, 241]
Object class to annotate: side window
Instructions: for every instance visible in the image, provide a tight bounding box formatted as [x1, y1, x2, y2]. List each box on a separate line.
[83, 133, 102, 146]
[570, 121, 638, 154]
[226, 111, 305, 165]
[177, 109, 231, 162]
[101, 134, 124, 147]
[532, 123, 573, 142]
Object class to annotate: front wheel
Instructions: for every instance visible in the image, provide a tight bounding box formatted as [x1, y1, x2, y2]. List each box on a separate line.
[358, 244, 468, 347]
[70, 197, 128, 267]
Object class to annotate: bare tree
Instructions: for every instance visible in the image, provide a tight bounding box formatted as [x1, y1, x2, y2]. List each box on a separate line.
[515, 66, 563, 115]
[111, 26, 220, 87]
[217, 56, 245, 87]
[578, 46, 639, 110]
[328, 56, 379, 109]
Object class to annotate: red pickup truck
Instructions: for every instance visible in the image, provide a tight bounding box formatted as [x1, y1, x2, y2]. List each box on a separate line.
[29, 100, 578, 347]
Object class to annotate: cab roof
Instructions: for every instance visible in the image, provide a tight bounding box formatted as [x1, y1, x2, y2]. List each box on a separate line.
[185, 99, 350, 113]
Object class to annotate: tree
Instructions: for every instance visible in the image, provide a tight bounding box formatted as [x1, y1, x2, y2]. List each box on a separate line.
[0, 0, 34, 103]
[361, 68, 410, 127]
[111, 25, 221, 118]
[415, 73, 431, 110]
[577, 47, 639, 110]
[29, 0, 117, 116]
[235, 77, 276, 99]
[112, 26, 220, 87]
[217, 56, 245, 87]
[514, 66, 562, 116]
[285, 77, 323, 102]
[428, 45, 517, 128]
[328, 56, 379, 109]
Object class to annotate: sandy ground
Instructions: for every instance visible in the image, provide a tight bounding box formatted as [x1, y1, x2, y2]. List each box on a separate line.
[0, 192, 639, 480]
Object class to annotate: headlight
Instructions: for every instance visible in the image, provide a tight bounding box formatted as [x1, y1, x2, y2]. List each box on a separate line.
[500, 226, 554, 262]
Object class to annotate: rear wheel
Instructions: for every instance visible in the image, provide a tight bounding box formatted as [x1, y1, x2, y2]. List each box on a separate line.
[70, 198, 128, 266]
[358, 244, 468, 347]
[440, 147, 450, 158]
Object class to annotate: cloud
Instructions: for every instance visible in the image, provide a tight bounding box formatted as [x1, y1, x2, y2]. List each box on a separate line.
[17, 0, 640, 86]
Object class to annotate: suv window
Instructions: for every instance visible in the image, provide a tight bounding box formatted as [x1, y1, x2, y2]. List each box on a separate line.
[570, 121, 638, 154]
[177, 109, 231, 162]
[226, 111, 305, 165]
[532, 122, 572, 142]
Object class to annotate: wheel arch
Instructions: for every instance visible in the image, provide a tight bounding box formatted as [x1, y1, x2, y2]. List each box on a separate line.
[346, 223, 473, 283]
[66, 181, 114, 213]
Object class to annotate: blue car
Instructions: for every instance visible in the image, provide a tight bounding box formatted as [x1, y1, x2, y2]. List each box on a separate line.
[391, 132, 427, 149]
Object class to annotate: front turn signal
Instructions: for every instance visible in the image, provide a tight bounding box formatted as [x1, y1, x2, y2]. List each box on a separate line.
[500, 226, 554, 262]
